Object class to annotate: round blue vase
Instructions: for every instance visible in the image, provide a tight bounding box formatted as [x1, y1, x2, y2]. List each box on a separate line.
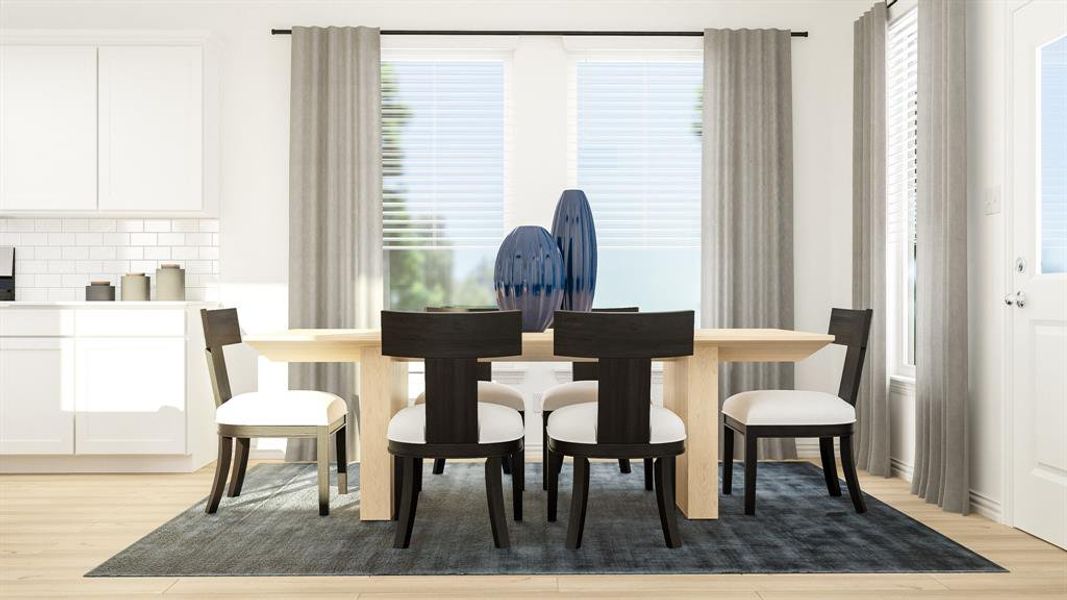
[550, 189, 598, 312]
[494, 226, 565, 332]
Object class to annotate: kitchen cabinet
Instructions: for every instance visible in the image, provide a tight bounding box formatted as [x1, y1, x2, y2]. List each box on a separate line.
[0, 46, 98, 211]
[0, 338, 75, 454]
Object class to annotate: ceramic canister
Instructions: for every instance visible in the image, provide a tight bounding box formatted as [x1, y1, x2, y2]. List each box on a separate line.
[155, 263, 186, 301]
[85, 280, 116, 301]
[120, 273, 150, 301]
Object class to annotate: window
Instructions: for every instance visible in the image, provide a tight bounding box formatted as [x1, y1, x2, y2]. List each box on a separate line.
[569, 56, 703, 316]
[381, 59, 507, 310]
[886, 8, 918, 377]
[1039, 35, 1067, 274]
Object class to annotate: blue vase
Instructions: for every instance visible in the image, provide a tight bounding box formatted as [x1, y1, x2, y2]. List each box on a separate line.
[494, 226, 565, 332]
[550, 189, 598, 312]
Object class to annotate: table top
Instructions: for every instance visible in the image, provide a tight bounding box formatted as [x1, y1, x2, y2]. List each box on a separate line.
[244, 328, 835, 363]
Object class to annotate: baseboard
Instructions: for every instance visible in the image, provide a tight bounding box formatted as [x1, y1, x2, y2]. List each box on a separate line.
[891, 457, 914, 481]
[0, 454, 212, 473]
[795, 438, 820, 458]
[969, 489, 1002, 522]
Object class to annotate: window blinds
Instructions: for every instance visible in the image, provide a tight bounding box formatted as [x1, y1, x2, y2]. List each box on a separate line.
[887, 9, 918, 250]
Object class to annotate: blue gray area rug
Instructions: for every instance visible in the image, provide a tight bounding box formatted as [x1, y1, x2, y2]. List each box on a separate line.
[88, 461, 1003, 577]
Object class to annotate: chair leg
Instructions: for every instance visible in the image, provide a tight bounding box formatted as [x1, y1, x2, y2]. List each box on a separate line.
[414, 458, 423, 495]
[654, 456, 683, 548]
[227, 437, 250, 497]
[566, 457, 591, 549]
[335, 425, 348, 495]
[819, 436, 841, 497]
[205, 435, 232, 514]
[542, 411, 551, 490]
[393, 454, 402, 521]
[722, 426, 734, 495]
[547, 448, 560, 522]
[393, 457, 419, 548]
[619, 459, 632, 473]
[744, 432, 758, 516]
[502, 454, 513, 475]
[485, 456, 510, 548]
[316, 429, 330, 516]
[644, 458, 654, 491]
[432, 458, 446, 474]
[839, 434, 868, 513]
[512, 448, 524, 521]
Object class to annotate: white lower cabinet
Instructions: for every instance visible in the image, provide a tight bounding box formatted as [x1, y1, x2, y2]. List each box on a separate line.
[74, 337, 186, 455]
[0, 338, 75, 454]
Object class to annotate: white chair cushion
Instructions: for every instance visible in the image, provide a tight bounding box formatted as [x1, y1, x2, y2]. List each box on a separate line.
[387, 402, 524, 445]
[215, 390, 347, 427]
[546, 401, 686, 445]
[722, 390, 857, 426]
[414, 380, 525, 411]
[541, 380, 598, 411]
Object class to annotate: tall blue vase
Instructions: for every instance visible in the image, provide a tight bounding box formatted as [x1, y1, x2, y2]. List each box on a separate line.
[550, 189, 598, 312]
[494, 226, 565, 332]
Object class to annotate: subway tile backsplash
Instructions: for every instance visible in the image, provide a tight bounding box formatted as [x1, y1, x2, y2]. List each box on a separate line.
[0, 218, 219, 302]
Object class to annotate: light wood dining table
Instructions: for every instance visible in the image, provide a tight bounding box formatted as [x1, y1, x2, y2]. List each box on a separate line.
[244, 328, 833, 521]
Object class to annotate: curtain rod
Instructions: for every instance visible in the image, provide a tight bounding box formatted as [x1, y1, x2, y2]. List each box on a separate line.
[270, 29, 809, 37]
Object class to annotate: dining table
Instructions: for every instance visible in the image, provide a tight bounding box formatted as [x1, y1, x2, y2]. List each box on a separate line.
[244, 327, 834, 521]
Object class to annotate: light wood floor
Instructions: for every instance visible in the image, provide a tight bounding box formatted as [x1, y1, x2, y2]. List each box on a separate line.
[1, 460, 1064, 599]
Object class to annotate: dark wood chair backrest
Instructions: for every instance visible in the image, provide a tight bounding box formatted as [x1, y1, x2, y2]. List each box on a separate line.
[828, 308, 874, 407]
[425, 306, 498, 382]
[570, 307, 640, 382]
[382, 310, 523, 445]
[200, 308, 242, 408]
[553, 310, 694, 445]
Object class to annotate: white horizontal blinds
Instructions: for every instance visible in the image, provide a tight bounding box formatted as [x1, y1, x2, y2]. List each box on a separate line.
[381, 61, 506, 250]
[887, 9, 918, 250]
[573, 60, 702, 248]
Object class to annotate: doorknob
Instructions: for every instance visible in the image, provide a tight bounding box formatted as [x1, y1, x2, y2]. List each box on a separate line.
[1004, 291, 1027, 308]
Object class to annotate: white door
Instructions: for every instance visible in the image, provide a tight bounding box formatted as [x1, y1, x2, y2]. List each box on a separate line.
[1010, 0, 1067, 550]
[74, 337, 186, 454]
[0, 338, 75, 454]
[0, 46, 97, 211]
[97, 46, 203, 212]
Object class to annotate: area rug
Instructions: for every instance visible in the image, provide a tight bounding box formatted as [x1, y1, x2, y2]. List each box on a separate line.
[88, 461, 1004, 576]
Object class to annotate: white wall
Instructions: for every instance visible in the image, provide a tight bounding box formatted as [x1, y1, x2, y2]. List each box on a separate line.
[1, 0, 868, 450]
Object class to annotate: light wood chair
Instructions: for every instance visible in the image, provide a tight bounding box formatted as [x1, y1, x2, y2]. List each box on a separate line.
[722, 308, 873, 516]
[382, 309, 525, 548]
[546, 310, 695, 549]
[200, 308, 348, 516]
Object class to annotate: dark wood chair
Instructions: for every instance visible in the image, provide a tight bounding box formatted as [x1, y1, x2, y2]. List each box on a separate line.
[539, 307, 649, 490]
[547, 310, 694, 549]
[422, 306, 525, 477]
[382, 309, 525, 548]
[722, 308, 873, 515]
[200, 308, 348, 516]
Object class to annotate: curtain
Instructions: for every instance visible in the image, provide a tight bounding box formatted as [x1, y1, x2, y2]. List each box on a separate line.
[702, 29, 796, 460]
[852, 3, 892, 477]
[286, 26, 383, 462]
[911, 0, 969, 513]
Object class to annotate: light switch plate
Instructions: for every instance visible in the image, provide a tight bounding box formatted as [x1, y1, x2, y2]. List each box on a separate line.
[984, 185, 1002, 215]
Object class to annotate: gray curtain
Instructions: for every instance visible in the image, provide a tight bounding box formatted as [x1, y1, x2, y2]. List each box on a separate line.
[852, 3, 892, 477]
[286, 26, 383, 462]
[702, 29, 796, 460]
[911, 0, 969, 513]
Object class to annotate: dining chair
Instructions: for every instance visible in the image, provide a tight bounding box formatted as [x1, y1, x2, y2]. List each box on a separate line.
[539, 307, 649, 490]
[722, 308, 873, 515]
[546, 310, 694, 549]
[421, 306, 525, 478]
[200, 308, 348, 516]
[382, 309, 525, 548]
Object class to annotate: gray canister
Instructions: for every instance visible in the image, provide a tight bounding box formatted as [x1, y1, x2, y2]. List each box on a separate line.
[155, 264, 186, 301]
[85, 280, 116, 301]
[120, 273, 150, 301]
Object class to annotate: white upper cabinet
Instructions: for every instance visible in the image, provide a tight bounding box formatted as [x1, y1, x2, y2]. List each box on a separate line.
[0, 46, 98, 211]
[98, 46, 203, 212]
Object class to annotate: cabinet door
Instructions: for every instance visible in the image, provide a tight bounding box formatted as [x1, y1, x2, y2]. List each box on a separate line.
[0, 338, 75, 454]
[0, 46, 97, 211]
[75, 337, 186, 454]
[98, 46, 202, 212]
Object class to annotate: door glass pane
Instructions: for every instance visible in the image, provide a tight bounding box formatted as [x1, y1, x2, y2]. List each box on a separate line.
[1040, 35, 1067, 274]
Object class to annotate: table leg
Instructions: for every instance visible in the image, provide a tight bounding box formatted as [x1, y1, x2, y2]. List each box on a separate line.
[358, 346, 408, 521]
[662, 345, 718, 519]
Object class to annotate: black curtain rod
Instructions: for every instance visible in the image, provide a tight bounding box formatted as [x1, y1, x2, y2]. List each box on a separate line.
[270, 28, 808, 37]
